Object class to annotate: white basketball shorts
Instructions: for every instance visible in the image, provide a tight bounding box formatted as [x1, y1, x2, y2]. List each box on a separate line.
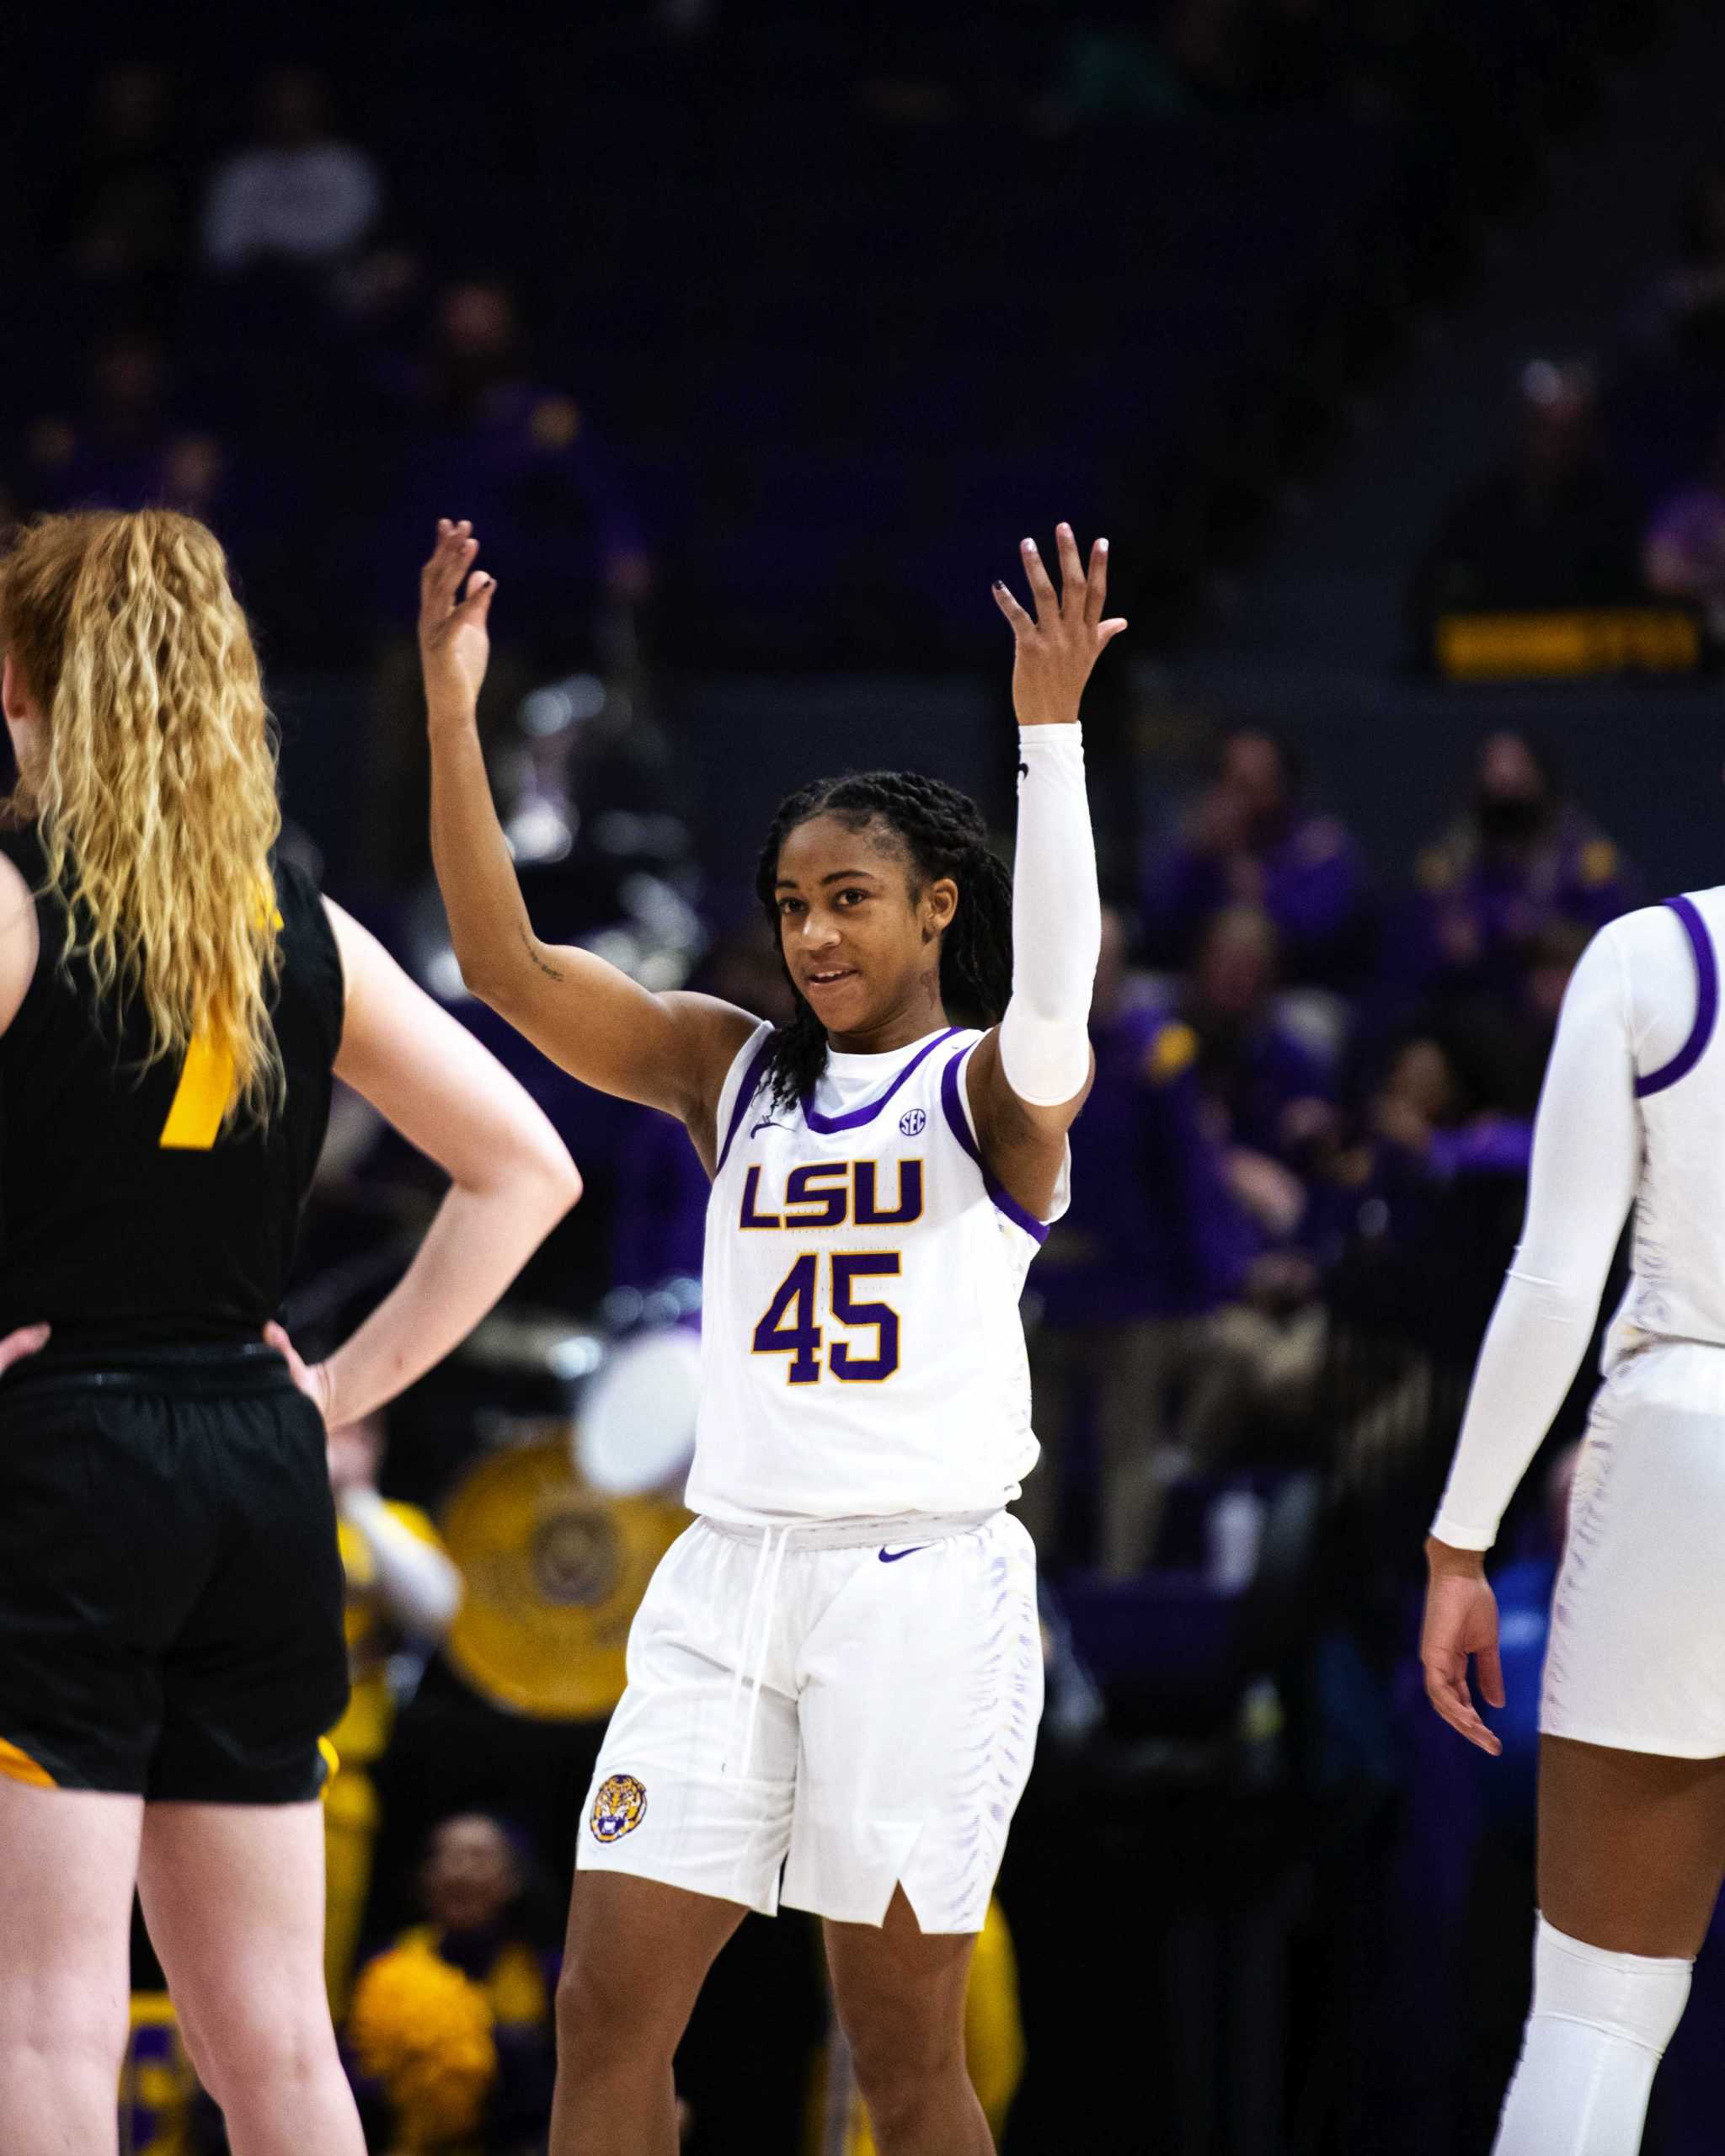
[576, 1508, 1042, 1932]
[1544, 1341, 1725, 1758]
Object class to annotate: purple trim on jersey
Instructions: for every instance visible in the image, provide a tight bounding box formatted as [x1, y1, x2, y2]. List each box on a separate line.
[801, 1027, 964, 1134]
[938, 1049, 1050, 1245]
[714, 1034, 780, 1176]
[1636, 895, 1718, 1099]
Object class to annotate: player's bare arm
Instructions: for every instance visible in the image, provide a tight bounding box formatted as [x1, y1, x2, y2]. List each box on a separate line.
[419, 520, 756, 1164]
[967, 521, 1123, 1219]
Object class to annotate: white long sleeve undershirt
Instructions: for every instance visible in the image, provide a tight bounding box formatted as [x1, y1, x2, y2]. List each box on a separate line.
[997, 724, 1100, 1106]
[1430, 906, 1696, 1550]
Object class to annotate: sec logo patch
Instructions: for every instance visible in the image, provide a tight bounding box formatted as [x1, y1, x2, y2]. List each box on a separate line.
[590, 1773, 648, 1844]
[899, 1107, 927, 1137]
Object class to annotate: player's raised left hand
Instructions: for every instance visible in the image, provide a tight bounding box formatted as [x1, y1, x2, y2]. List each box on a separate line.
[992, 523, 1127, 728]
[419, 518, 497, 724]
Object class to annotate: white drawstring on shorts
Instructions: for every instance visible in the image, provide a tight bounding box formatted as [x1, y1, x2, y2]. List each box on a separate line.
[724, 1521, 794, 1781]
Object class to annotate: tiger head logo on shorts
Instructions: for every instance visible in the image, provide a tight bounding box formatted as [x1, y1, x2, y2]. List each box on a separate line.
[590, 1773, 648, 1844]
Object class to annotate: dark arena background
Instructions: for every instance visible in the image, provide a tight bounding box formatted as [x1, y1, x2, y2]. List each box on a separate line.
[13, 2, 1725, 2150]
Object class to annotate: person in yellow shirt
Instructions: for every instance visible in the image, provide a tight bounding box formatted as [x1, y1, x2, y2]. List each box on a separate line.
[324, 1413, 463, 2014]
[348, 1812, 557, 2155]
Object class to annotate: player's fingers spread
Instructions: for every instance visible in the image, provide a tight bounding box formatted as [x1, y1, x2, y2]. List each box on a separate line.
[1021, 536, 1059, 622]
[1055, 522, 1086, 615]
[992, 580, 1033, 636]
[1099, 616, 1129, 645]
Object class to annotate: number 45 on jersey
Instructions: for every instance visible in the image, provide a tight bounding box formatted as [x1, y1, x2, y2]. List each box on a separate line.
[752, 1254, 901, 1385]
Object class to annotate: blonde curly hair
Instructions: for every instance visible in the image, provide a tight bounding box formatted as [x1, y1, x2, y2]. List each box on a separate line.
[0, 509, 285, 1128]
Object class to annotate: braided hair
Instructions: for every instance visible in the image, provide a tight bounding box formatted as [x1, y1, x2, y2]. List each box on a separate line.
[753, 770, 1013, 1112]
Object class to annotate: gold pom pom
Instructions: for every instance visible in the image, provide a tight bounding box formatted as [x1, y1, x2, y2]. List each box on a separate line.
[350, 1938, 499, 2150]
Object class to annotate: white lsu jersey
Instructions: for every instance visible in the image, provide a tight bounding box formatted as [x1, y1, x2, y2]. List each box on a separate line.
[686, 1022, 1067, 1524]
[1607, 886, 1725, 1367]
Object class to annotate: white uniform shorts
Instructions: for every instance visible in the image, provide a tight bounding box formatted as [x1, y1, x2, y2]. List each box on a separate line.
[1544, 1342, 1725, 1758]
[576, 1508, 1042, 1932]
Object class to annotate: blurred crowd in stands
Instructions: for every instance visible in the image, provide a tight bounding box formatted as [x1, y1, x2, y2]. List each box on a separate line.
[1032, 718, 1627, 1574]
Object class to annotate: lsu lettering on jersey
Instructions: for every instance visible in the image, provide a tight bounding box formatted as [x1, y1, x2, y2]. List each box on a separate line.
[687, 1022, 1067, 1524]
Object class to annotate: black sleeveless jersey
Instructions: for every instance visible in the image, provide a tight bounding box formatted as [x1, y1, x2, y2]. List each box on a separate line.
[0, 819, 344, 1356]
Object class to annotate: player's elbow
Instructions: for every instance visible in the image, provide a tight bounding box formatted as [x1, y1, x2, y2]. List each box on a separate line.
[1504, 1257, 1607, 1334]
[467, 1115, 582, 1224]
[451, 931, 519, 1013]
[524, 1134, 583, 1221]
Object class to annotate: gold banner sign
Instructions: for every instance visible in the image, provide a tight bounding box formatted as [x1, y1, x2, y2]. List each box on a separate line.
[1436, 608, 1701, 681]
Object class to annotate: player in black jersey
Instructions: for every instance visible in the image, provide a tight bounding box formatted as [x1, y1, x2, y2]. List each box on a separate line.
[0, 509, 580, 2156]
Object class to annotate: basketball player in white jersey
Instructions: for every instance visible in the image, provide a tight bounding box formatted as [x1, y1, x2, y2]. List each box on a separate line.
[419, 517, 1119, 2154]
[1423, 883, 1725, 2153]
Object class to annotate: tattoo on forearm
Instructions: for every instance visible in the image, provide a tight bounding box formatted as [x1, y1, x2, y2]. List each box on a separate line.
[520, 925, 563, 980]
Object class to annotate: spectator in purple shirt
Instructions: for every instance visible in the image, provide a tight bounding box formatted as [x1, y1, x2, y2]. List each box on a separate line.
[1024, 909, 1263, 1574]
[1142, 728, 1371, 987]
[1178, 901, 1337, 1172]
[373, 279, 649, 642]
[18, 329, 277, 628]
[1394, 730, 1637, 1011]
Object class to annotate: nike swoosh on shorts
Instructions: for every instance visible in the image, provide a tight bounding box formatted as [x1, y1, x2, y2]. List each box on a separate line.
[879, 1546, 928, 1563]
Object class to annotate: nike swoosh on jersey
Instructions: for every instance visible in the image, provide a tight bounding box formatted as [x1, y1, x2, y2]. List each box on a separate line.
[879, 1546, 928, 1563]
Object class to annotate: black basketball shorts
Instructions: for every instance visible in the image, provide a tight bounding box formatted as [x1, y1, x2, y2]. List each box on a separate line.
[0, 1344, 349, 1803]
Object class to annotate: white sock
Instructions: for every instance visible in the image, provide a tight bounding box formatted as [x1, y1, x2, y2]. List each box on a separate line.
[1493, 1916, 1693, 2155]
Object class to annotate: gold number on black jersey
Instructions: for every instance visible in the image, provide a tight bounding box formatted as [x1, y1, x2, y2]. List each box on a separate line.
[158, 894, 282, 1150]
[158, 1033, 233, 1150]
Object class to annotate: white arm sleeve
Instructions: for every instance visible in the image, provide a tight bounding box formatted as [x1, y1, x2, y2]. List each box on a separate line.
[997, 724, 1100, 1106]
[1429, 922, 1645, 1549]
[340, 1488, 464, 1641]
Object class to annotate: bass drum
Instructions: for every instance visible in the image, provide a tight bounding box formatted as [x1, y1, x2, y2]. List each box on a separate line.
[573, 1321, 702, 1497]
[441, 1431, 687, 1723]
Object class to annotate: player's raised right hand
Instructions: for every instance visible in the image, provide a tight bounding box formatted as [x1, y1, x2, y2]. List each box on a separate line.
[419, 518, 497, 723]
[991, 522, 1126, 729]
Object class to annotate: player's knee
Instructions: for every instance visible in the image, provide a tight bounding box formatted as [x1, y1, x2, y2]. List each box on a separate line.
[849, 2045, 966, 2138]
[189, 1997, 335, 2110]
[844, 1992, 965, 2118]
[0, 1974, 129, 2083]
[556, 1947, 676, 2073]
